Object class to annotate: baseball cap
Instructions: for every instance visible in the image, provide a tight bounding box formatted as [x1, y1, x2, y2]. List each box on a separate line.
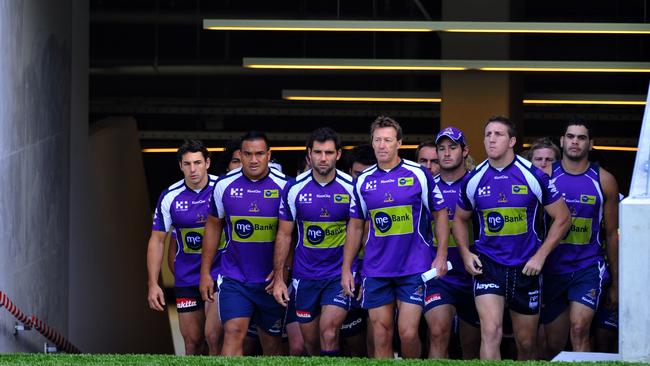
[435, 126, 466, 146]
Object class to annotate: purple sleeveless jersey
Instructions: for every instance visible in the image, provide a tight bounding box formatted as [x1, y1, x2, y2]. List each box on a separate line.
[544, 162, 605, 274]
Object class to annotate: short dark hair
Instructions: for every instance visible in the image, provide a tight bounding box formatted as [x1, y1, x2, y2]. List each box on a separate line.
[177, 139, 210, 162]
[563, 119, 593, 139]
[415, 140, 436, 160]
[348, 144, 377, 167]
[217, 137, 241, 174]
[485, 115, 516, 138]
[370, 115, 402, 141]
[529, 137, 561, 160]
[307, 127, 342, 150]
[240, 131, 270, 150]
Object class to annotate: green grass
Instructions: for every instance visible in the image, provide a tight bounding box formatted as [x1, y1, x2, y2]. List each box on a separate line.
[0, 355, 645, 366]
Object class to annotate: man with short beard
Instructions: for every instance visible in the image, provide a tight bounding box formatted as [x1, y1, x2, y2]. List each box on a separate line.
[272, 127, 354, 356]
[540, 121, 620, 359]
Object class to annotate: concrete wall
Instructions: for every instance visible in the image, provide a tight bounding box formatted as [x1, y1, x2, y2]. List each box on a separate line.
[0, 0, 71, 352]
[67, 117, 173, 353]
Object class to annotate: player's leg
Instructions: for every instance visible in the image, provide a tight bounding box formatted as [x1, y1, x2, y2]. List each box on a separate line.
[242, 323, 261, 355]
[475, 294, 505, 359]
[204, 299, 223, 355]
[218, 278, 255, 356]
[294, 278, 322, 355]
[257, 325, 283, 355]
[566, 262, 605, 352]
[539, 271, 571, 359]
[542, 308, 570, 358]
[456, 293, 481, 360]
[362, 277, 396, 358]
[319, 305, 347, 355]
[318, 277, 350, 355]
[395, 275, 426, 358]
[221, 317, 250, 355]
[424, 304, 453, 358]
[285, 319, 306, 355]
[458, 318, 481, 359]
[255, 282, 287, 356]
[509, 310, 539, 360]
[509, 269, 543, 360]
[298, 319, 320, 355]
[367, 304, 394, 358]
[473, 255, 507, 360]
[175, 286, 206, 355]
[178, 310, 206, 355]
[568, 302, 596, 351]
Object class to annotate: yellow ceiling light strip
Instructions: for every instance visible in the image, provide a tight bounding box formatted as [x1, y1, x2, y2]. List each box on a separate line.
[142, 147, 226, 153]
[246, 64, 466, 71]
[204, 19, 650, 35]
[203, 19, 433, 32]
[480, 67, 650, 73]
[523, 99, 645, 105]
[282, 90, 442, 103]
[143, 145, 421, 153]
[523, 93, 646, 105]
[286, 96, 442, 102]
[522, 143, 637, 152]
[244, 58, 650, 73]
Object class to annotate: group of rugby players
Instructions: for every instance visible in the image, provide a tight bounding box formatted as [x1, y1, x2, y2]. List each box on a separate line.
[147, 115, 619, 360]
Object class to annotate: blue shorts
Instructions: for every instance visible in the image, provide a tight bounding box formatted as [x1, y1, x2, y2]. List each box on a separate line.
[293, 277, 350, 324]
[174, 286, 205, 313]
[541, 260, 606, 324]
[593, 304, 618, 330]
[473, 254, 541, 315]
[361, 274, 424, 309]
[286, 287, 298, 325]
[593, 269, 618, 330]
[217, 276, 285, 337]
[424, 279, 480, 327]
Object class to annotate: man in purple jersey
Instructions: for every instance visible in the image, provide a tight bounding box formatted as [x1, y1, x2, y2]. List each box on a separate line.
[424, 127, 480, 359]
[341, 116, 450, 359]
[540, 121, 619, 358]
[416, 140, 441, 177]
[272, 127, 354, 356]
[453, 116, 571, 360]
[199, 131, 291, 356]
[147, 140, 222, 355]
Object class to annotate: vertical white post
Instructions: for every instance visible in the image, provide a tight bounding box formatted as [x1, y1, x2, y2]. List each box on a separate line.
[619, 84, 650, 362]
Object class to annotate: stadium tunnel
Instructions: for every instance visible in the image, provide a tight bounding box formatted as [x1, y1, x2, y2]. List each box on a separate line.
[0, 0, 648, 356]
